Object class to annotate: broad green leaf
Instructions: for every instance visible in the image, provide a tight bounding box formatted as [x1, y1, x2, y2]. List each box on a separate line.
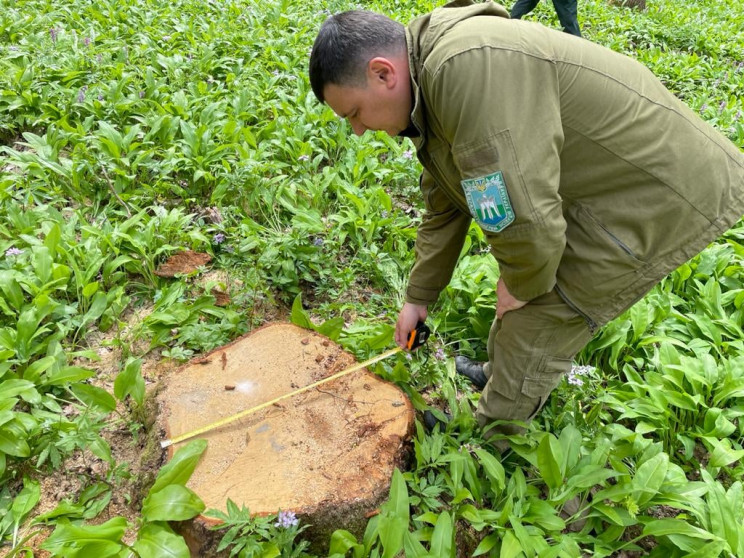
[642, 518, 719, 540]
[141, 484, 205, 521]
[33, 246, 53, 284]
[0, 425, 31, 457]
[0, 379, 38, 401]
[537, 433, 563, 490]
[133, 523, 190, 558]
[475, 448, 505, 492]
[11, 478, 40, 522]
[113, 358, 145, 405]
[150, 439, 208, 494]
[378, 469, 409, 558]
[329, 530, 363, 556]
[704, 437, 744, 468]
[682, 541, 727, 558]
[42, 517, 128, 555]
[472, 533, 499, 556]
[633, 453, 668, 507]
[402, 530, 428, 557]
[71, 383, 116, 413]
[41, 366, 95, 387]
[703, 470, 740, 551]
[429, 512, 453, 558]
[316, 317, 345, 340]
[499, 530, 522, 558]
[290, 294, 312, 329]
[558, 424, 582, 473]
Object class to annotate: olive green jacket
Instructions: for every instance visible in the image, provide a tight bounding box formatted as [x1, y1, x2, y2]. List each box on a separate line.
[404, 1, 744, 330]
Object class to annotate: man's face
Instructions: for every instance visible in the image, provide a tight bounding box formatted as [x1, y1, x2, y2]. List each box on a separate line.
[323, 57, 412, 137]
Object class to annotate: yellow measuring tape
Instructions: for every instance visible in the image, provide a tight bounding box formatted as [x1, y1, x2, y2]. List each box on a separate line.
[160, 346, 402, 449]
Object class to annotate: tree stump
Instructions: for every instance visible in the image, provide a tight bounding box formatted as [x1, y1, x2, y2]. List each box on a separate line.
[157, 323, 414, 555]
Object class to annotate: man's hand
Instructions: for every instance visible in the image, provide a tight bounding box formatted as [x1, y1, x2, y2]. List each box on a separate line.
[496, 278, 527, 320]
[395, 303, 428, 349]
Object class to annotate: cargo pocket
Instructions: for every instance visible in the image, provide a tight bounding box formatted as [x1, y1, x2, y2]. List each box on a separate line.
[520, 356, 572, 420]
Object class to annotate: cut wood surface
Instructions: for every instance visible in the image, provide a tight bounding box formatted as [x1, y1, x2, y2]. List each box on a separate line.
[157, 323, 414, 553]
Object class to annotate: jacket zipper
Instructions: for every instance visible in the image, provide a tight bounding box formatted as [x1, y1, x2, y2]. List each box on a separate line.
[555, 284, 598, 334]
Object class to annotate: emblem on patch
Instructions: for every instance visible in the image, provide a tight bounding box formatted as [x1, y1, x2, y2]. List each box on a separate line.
[461, 171, 515, 233]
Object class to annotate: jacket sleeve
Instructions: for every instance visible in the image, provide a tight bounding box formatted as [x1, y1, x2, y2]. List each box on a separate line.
[421, 46, 567, 302]
[406, 168, 472, 306]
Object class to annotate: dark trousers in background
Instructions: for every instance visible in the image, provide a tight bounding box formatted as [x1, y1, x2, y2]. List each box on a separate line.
[510, 0, 582, 37]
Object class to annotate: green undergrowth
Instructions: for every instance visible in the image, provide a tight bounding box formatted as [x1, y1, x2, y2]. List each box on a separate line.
[1, 0, 743, 556]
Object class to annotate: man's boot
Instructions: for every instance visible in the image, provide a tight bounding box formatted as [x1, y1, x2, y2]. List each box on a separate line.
[455, 356, 488, 390]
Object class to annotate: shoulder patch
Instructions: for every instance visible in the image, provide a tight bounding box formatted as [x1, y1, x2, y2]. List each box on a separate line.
[461, 171, 515, 233]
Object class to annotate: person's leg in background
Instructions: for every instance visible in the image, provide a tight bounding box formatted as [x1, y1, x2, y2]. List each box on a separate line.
[510, 0, 541, 20]
[552, 0, 582, 36]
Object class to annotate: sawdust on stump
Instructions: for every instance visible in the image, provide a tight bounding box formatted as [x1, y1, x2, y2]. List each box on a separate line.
[157, 323, 414, 555]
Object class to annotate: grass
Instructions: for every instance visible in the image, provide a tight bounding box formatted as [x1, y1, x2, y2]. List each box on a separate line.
[1, 0, 743, 556]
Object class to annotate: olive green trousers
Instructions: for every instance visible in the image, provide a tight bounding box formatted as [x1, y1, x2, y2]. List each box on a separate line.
[477, 289, 593, 436]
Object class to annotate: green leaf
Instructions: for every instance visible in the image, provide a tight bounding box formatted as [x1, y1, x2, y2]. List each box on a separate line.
[41, 366, 95, 387]
[472, 533, 499, 556]
[704, 437, 744, 468]
[133, 522, 190, 558]
[0, 425, 31, 457]
[11, 477, 40, 522]
[113, 358, 145, 405]
[42, 517, 128, 555]
[378, 469, 409, 558]
[474, 447, 505, 492]
[429, 512, 454, 558]
[633, 453, 669, 507]
[141, 484, 205, 521]
[642, 518, 719, 541]
[71, 383, 116, 413]
[150, 439, 208, 494]
[290, 294, 312, 329]
[0, 379, 38, 401]
[329, 530, 363, 556]
[537, 433, 563, 490]
[499, 530, 523, 558]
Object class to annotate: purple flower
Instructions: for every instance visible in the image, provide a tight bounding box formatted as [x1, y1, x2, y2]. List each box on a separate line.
[736, 111, 742, 121]
[5, 248, 23, 257]
[98, 92, 104, 101]
[381, 210, 389, 218]
[312, 237, 323, 246]
[213, 233, 226, 244]
[84, 37, 91, 47]
[434, 348, 445, 361]
[719, 100, 727, 113]
[298, 154, 310, 162]
[700, 103, 708, 113]
[76, 86, 87, 103]
[139, 90, 145, 99]
[50, 28, 58, 43]
[274, 510, 298, 528]
[402, 149, 413, 160]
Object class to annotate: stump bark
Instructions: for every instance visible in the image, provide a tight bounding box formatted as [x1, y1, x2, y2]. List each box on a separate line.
[157, 323, 414, 555]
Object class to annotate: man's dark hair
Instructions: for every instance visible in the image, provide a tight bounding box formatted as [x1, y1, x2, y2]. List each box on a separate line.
[309, 10, 406, 103]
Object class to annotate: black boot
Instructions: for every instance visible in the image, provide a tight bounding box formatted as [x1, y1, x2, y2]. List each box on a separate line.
[423, 409, 451, 432]
[455, 356, 488, 390]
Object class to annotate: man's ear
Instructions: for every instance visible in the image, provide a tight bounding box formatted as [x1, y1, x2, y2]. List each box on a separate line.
[367, 57, 398, 89]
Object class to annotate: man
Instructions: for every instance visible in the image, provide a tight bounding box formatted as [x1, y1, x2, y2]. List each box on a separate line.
[510, 0, 581, 37]
[309, 2, 744, 439]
